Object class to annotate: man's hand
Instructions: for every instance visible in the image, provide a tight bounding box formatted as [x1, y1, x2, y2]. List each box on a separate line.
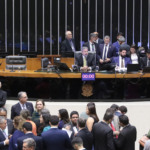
[4, 139, 9, 145]
[104, 58, 111, 63]
[81, 66, 88, 72]
[99, 59, 104, 64]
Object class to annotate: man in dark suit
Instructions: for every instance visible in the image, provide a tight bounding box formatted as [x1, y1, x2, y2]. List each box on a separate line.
[140, 49, 150, 69]
[75, 118, 93, 150]
[114, 115, 137, 150]
[97, 35, 117, 69]
[41, 115, 72, 150]
[0, 107, 14, 137]
[72, 137, 87, 150]
[11, 91, 34, 120]
[83, 33, 100, 52]
[17, 122, 43, 150]
[111, 48, 132, 68]
[0, 81, 7, 107]
[0, 116, 9, 150]
[93, 32, 104, 45]
[75, 47, 96, 71]
[61, 31, 76, 56]
[93, 111, 115, 150]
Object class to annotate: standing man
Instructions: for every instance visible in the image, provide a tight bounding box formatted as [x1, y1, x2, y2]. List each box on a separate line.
[75, 47, 96, 71]
[42, 115, 72, 150]
[61, 31, 76, 56]
[93, 32, 104, 45]
[114, 115, 137, 150]
[17, 122, 43, 150]
[72, 137, 87, 150]
[11, 91, 34, 120]
[0, 81, 7, 107]
[0, 116, 9, 150]
[112, 32, 124, 55]
[97, 35, 116, 69]
[83, 33, 99, 52]
[93, 111, 115, 150]
[0, 108, 14, 138]
[111, 48, 131, 68]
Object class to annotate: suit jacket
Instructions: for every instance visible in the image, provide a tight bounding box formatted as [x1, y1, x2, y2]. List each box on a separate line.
[112, 41, 120, 56]
[76, 128, 93, 150]
[0, 130, 9, 150]
[61, 38, 76, 56]
[83, 42, 99, 52]
[75, 53, 96, 70]
[114, 124, 136, 150]
[41, 128, 72, 150]
[111, 56, 132, 67]
[17, 133, 43, 150]
[11, 102, 34, 120]
[97, 38, 104, 45]
[7, 119, 14, 135]
[140, 56, 149, 69]
[93, 121, 115, 150]
[97, 44, 117, 62]
[0, 89, 7, 107]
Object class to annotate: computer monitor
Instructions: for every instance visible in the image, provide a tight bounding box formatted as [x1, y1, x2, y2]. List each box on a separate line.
[41, 58, 49, 69]
[127, 64, 140, 73]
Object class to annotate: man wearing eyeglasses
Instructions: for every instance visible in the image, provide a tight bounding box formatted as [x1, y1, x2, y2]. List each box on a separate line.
[11, 91, 34, 120]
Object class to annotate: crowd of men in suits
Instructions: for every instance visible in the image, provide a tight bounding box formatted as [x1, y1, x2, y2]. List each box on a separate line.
[61, 30, 149, 71]
[0, 90, 144, 150]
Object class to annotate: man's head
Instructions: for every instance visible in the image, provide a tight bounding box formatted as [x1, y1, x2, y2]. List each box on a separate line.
[18, 91, 28, 104]
[119, 48, 127, 58]
[71, 137, 84, 150]
[104, 35, 110, 45]
[70, 111, 79, 126]
[103, 111, 114, 124]
[0, 116, 7, 130]
[117, 32, 123, 40]
[146, 49, 150, 59]
[118, 36, 125, 45]
[49, 115, 59, 126]
[119, 115, 129, 127]
[23, 138, 36, 150]
[119, 105, 128, 115]
[89, 33, 97, 42]
[65, 31, 72, 40]
[110, 104, 119, 112]
[78, 118, 86, 129]
[22, 122, 32, 133]
[0, 107, 7, 118]
[93, 32, 99, 40]
[81, 47, 88, 57]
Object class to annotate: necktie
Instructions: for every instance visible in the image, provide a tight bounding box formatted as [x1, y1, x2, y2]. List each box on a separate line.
[22, 104, 26, 109]
[83, 56, 87, 67]
[110, 123, 118, 138]
[70, 40, 75, 52]
[148, 60, 150, 67]
[103, 45, 107, 60]
[121, 58, 124, 68]
[92, 43, 95, 51]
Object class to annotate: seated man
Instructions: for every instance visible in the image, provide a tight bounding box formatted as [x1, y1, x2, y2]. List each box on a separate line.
[140, 49, 150, 69]
[61, 31, 76, 57]
[75, 47, 96, 71]
[111, 48, 131, 70]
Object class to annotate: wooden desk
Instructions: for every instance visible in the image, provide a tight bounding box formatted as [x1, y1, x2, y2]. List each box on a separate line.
[0, 70, 148, 79]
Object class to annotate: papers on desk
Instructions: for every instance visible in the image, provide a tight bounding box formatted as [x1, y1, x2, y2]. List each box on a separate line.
[115, 66, 127, 73]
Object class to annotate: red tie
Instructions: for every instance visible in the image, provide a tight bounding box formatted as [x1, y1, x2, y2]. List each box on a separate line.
[110, 123, 118, 138]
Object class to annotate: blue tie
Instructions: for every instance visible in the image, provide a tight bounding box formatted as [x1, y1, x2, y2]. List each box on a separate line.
[103, 45, 107, 60]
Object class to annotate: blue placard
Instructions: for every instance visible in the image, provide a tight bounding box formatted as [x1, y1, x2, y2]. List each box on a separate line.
[82, 72, 95, 81]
